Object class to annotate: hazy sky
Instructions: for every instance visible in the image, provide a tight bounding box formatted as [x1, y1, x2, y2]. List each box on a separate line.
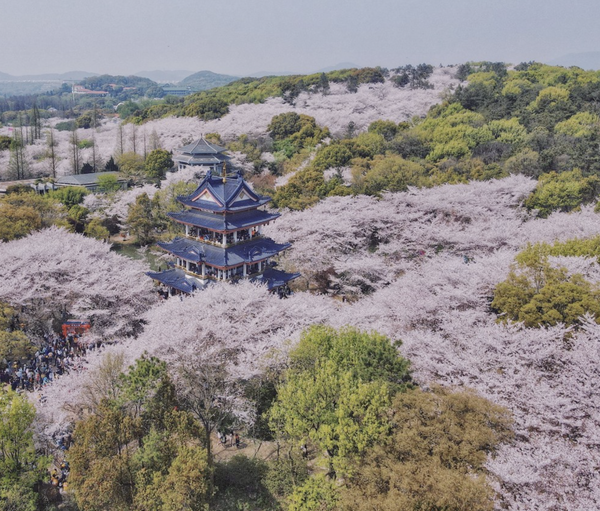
[1, 0, 599, 76]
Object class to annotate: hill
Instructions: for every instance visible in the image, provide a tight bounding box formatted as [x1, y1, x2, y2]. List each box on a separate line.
[178, 70, 239, 90]
[0, 70, 97, 81]
[135, 69, 195, 83]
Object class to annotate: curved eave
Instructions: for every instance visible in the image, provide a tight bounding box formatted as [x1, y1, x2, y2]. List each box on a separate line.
[157, 237, 292, 268]
[168, 210, 281, 233]
[147, 269, 205, 294]
[252, 268, 301, 290]
[176, 196, 271, 213]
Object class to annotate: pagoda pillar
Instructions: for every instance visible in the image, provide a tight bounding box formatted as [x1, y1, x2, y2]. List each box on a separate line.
[202, 263, 206, 278]
[243, 263, 247, 277]
[233, 231, 238, 243]
[185, 225, 189, 236]
[222, 232, 226, 246]
[186, 260, 190, 271]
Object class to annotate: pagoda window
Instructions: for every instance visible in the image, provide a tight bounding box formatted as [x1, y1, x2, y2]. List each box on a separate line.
[226, 233, 234, 245]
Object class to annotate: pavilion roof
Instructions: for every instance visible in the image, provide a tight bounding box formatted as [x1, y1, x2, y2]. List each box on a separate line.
[177, 170, 271, 213]
[156, 236, 291, 268]
[169, 208, 280, 232]
[147, 267, 299, 293]
[251, 268, 301, 290]
[146, 268, 207, 293]
[177, 138, 227, 155]
[173, 153, 230, 165]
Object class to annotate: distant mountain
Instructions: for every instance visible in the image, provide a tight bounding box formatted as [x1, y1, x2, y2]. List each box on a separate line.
[315, 62, 359, 73]
[548, 52, 600, 71]
[178, 70, 239, 91]
[0, 70, 97, 81]
[135, 70, 195, 83]
[247, 70, 296, 78]
[247, 63, 360, 78]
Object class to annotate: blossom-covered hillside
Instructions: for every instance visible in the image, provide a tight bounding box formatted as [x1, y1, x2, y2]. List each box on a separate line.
[0, 67, 458, 180]
[29, 175, 600, 510]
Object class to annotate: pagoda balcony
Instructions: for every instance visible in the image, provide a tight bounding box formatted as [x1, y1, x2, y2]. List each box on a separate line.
[185, 229, 264, 248]
[173, 259, 273, 281]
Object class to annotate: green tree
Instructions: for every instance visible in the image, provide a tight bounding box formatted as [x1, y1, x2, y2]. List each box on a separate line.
[352, 154, 428, 195]
[127, 193, 156, 245]
[524, 169, 600, 217]
[312, 144, 354, 171]
[269, 112, 303, 140]
[68, 401, 141, 510]
[341, 387, 513, 511]
[118, 152, 145, 182]
[50, 186, 89, 209]
[97, 173, 121, 193]
[84, 218, 110, 240]
[269, 326, 410, 476]
[0, 390, 49, 511]
[144, 149, 173, 182]
[287, 474, 339, 511]
[368, 120, 399, 141]
[492, 242, 600, 327]
[0, 203, 42, 242]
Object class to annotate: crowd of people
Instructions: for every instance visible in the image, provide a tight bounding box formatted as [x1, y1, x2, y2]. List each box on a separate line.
[1, 331, 103, 393]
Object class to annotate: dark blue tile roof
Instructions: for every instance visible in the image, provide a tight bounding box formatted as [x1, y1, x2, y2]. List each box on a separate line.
[146, 269, 206, 293]
[252, 268, 301, 290]
[168, 209, 280, 232]
[148, 267, 299, 293]
[177, 138, 227, 155]
[177, 171, 271, 213]
[156, 237, 291, 268]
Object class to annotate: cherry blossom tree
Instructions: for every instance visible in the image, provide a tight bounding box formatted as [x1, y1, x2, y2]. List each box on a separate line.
[0, 227, 156, 338]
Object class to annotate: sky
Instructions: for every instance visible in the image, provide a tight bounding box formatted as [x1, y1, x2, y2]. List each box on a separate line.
[1, 0, 600, 76]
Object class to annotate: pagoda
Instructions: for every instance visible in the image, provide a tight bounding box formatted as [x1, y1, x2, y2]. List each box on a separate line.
[173, 138, 231, 172]
[147, 165, 300, 295]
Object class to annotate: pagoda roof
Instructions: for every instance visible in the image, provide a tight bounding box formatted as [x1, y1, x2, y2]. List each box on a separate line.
[174, 154, 230, 165]
[177, 170, 271, 213]
[156, 236, 291, 268]
[251, 268, 301, 290]
[148, 267, 299, 293]
[177, 138, 227, 155]
[169, 209, 280, 232]
[146, 268, 207, 293]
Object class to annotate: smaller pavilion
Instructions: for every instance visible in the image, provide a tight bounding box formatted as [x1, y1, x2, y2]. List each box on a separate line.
[173, 138, 231, 172]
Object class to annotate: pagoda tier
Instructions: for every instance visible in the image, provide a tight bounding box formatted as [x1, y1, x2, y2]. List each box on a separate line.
[177, 170, 271, 213]
[169, 208, 280, 234]
[147, 267, 300, 293]
[174, 138, 232, 171]
[157, 237, 291, 269]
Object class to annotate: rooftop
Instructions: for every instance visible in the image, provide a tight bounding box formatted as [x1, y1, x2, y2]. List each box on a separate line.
[177, 170, 271, 213]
